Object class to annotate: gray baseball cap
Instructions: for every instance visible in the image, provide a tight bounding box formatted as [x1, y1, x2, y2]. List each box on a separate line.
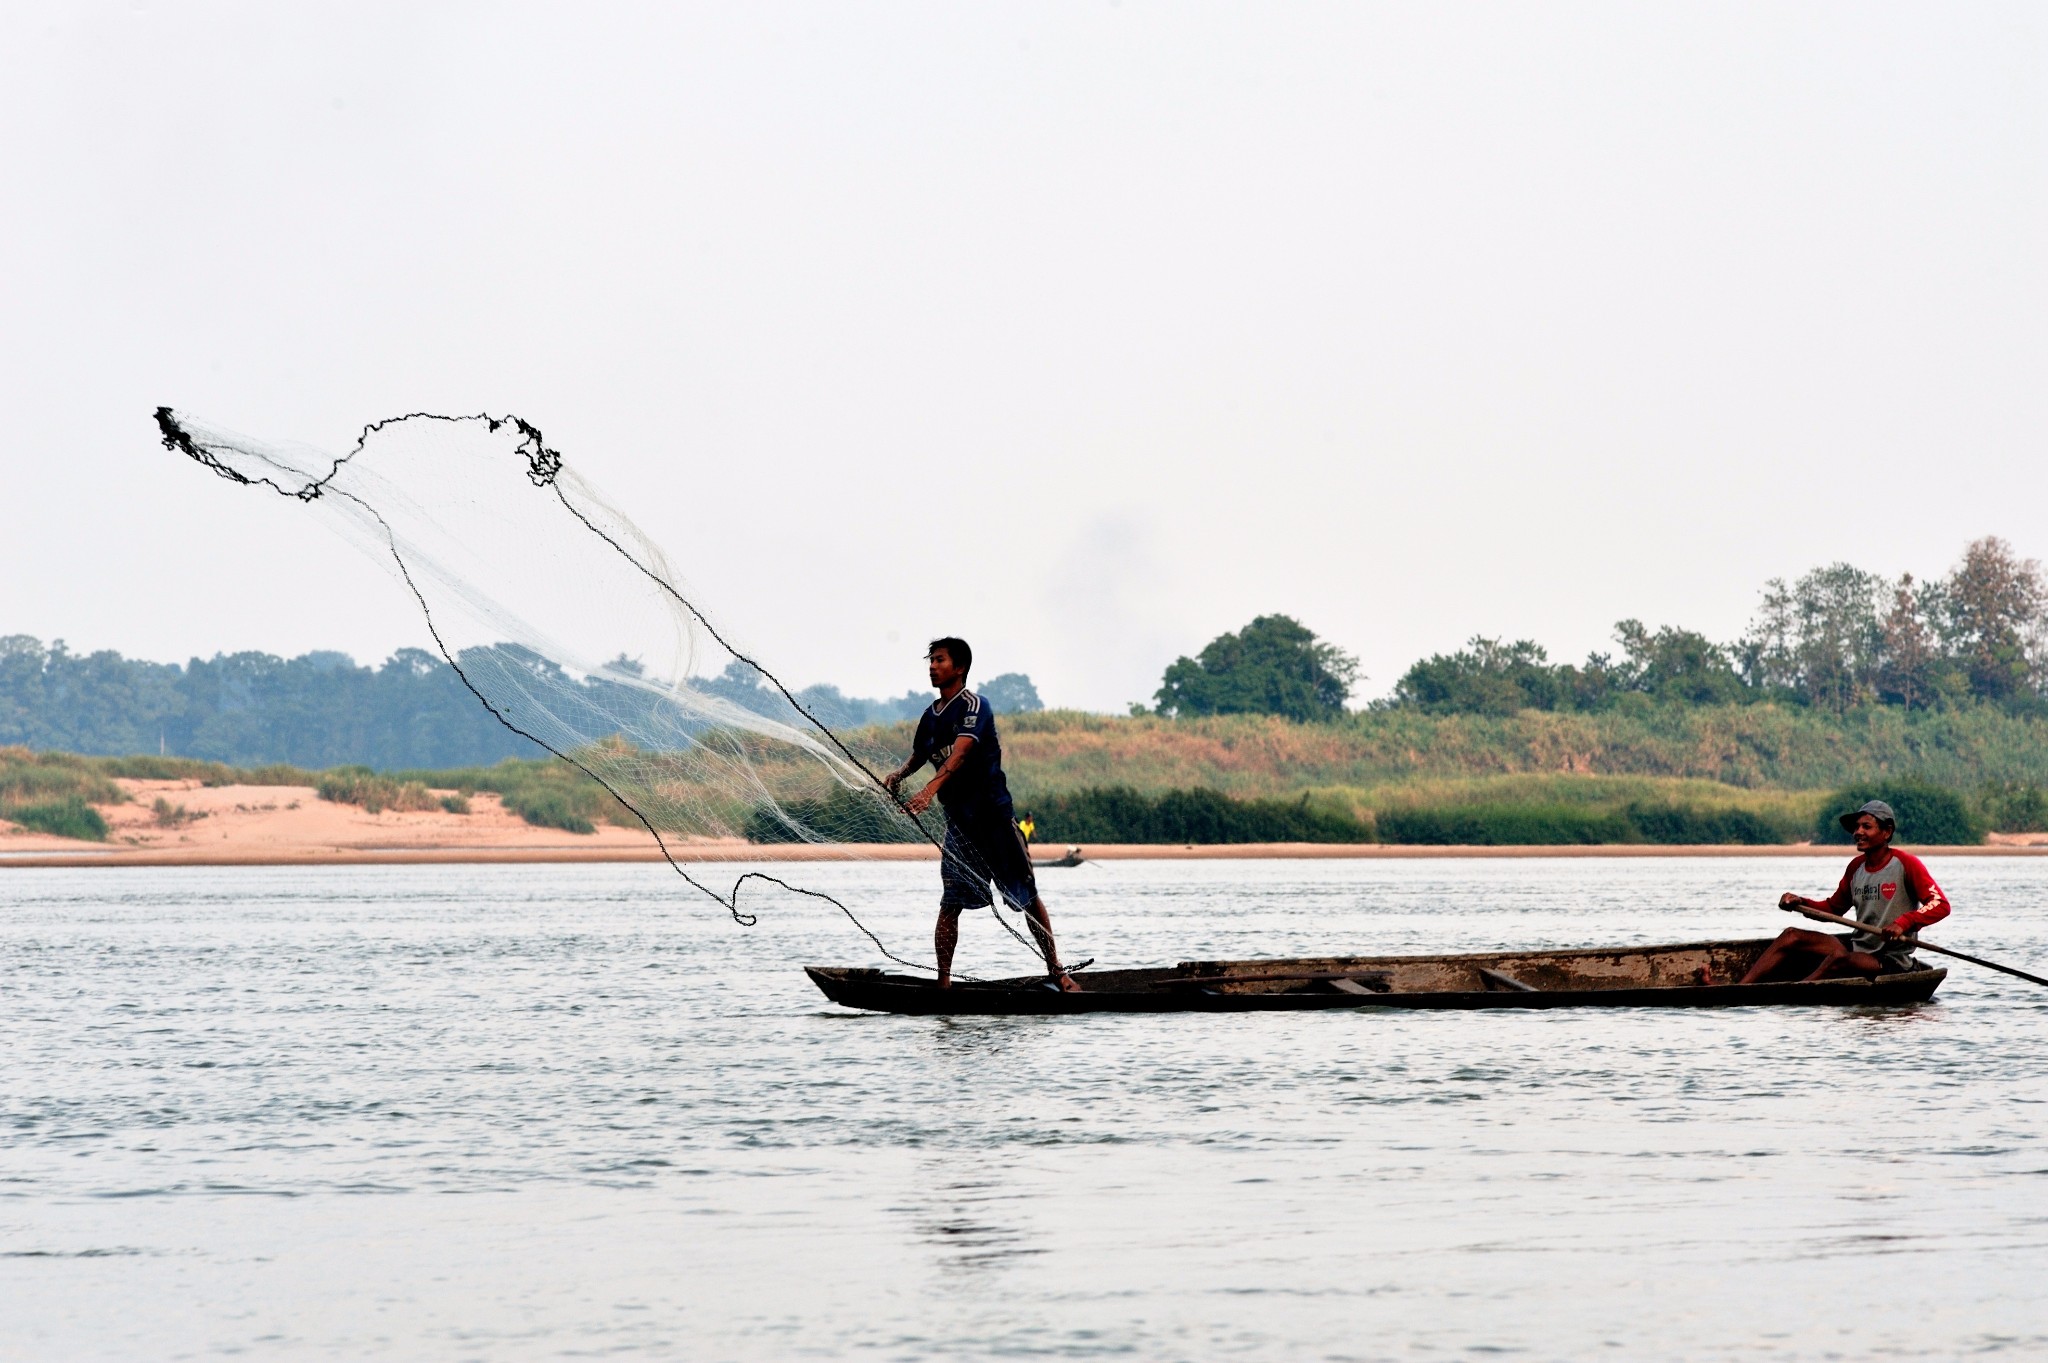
[1837, 799, 1897, 832]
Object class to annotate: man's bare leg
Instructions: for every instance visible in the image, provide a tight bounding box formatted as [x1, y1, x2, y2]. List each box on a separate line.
[1794, 933, 1851, 981]
[1739, 928, 1882, 984]
[1739, 928, 1831, 984]
[935, 907, 961, 989]
[1788, 937, 1885, 982]
[1023, 896, 1081, 991]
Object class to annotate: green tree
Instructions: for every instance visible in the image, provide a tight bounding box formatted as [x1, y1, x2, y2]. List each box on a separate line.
[1794, 564, 1884, 710]
[1813, 781, 1984, 846]
[979, 673, 1043, 713]
[1735, 576, 1797, 696]
[1153, 615, 1360, 723]
[1935, 536, 2047, 703]
[1393, 637, 1563, 715]
[1738, 564, 1884, 710]
[1609, 621, 1749, 705]
[1873, 574, 1952, 709]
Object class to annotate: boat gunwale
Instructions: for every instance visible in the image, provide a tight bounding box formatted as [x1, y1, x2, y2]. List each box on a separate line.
[1170, 935, 1845, 974]
[803, 937, 1949, 1014]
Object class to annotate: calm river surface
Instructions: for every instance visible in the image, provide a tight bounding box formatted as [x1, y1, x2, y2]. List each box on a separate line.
[3, 856, 2046, 1361]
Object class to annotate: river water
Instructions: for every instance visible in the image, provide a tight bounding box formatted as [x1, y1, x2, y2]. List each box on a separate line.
[3, 855, 2046, 1361]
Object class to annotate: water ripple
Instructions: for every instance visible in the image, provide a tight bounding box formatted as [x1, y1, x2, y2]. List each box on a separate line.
[3, 857, 2046, 1358]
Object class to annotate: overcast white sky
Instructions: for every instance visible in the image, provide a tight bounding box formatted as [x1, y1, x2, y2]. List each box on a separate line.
[2, 3, 2042, 711]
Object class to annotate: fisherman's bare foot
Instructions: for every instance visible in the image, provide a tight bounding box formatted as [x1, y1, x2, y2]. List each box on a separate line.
[1056, 971, 1082, 993]
[1693, 966, 1716, 987]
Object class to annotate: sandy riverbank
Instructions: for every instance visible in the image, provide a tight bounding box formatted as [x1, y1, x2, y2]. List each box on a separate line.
[3, 778, 2046, 868]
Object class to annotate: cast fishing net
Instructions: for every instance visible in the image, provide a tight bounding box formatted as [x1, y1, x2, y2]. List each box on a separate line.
[154, 408, 1047, 973]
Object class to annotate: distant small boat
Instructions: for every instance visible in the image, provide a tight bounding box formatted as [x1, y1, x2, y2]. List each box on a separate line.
[1031, 845, 1085, 868]
[806, 938, 1946, 1014]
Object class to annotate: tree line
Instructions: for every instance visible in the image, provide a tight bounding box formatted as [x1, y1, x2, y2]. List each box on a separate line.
[1397, 537, 2046, 716]
[0, 636, 1041, 770]
[5, 532, 2035, 769]
[1141, 537, 2048, 722]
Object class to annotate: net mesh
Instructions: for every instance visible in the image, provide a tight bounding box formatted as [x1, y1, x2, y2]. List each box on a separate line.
[155, 408, 1045, 973]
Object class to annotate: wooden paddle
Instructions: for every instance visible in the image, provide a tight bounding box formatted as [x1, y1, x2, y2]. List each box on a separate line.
[1782, 903, 2048, 989]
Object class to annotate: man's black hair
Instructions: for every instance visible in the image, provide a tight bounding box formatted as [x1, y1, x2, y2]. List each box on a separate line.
[927, 636, 972, 675]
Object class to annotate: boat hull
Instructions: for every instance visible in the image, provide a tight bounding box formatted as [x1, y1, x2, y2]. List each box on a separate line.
[805, 938, 1948, 1015]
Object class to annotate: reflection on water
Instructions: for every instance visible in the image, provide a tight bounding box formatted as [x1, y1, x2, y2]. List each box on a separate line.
[907, 1170, 1042, 1274]
[904, 1024, 1044, 1277]
[2, 856, 2047, 1359]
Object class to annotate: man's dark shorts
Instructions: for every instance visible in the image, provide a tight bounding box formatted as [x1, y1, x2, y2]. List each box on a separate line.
[1831, 931, 1922, 974]
[940, 808, 1038, 913]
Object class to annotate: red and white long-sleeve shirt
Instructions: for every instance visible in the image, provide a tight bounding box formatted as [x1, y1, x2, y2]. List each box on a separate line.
[1807, 849, 1950, 964]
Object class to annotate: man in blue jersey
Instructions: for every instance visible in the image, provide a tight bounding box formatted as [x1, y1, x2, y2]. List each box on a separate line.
[882, 637, 1081, 992]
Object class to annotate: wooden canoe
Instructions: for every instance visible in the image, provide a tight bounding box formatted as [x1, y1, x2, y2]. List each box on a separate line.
[805, 937, 1947, 1014]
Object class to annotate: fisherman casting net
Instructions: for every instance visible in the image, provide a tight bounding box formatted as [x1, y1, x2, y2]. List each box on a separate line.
[155, 408, 1044, 972]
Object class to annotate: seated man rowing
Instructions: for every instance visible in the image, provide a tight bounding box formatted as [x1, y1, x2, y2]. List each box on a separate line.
[1738, 800, 1950, 985]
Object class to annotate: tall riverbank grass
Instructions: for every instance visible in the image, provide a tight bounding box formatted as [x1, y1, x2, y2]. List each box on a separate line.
[0, 747, 123, 840]
[9, 697, 2048, 844]
[382, 761, 635, 834]
[986, 704, 2048, 795]
[315, 768, 441, 815]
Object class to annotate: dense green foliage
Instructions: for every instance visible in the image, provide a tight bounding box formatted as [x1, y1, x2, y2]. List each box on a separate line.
[0, 747, 124, 807]
[315, 768, 440, 815]
[1978, 782, 2048, 834]
[0, 638, 542, 768]
[989, 703, 2048, 801]
[90, 754, 317, 785]
[9, 796, 109, 841]
[977, 674, 1044, 714]
[1386, 538, 2048, 717]
[500, 787, 599, 835]
[1624, 803, 1791, 844]
[1151, 615, 1359, 723]
[382, 759, 632, 834]
[752, 782, 1385, 846]
[1393, 625, 1748, 715]
[6, 729, 2038, 844]
[0, 635, 1040, 771]
[312, 756, 644, 835]
[1377, 801, 1790, 846]
[0, 748, 123, 840]
[747, 785, 930, 844]
[1812, 781, 1986, 847]
[1027, 786, 1372, 844]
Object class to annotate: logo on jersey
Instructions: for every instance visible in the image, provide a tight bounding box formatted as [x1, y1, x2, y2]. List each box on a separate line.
[1879, 882, 1897, 900]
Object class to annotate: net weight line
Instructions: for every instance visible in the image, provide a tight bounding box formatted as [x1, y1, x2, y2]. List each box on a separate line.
[157, 408, 1048, 976]
[536, 443, 1051, 967]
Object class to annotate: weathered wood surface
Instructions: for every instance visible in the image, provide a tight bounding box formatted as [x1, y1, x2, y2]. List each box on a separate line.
[1165, 968, 1394, 988]
[805, 938, 1948, 1014]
